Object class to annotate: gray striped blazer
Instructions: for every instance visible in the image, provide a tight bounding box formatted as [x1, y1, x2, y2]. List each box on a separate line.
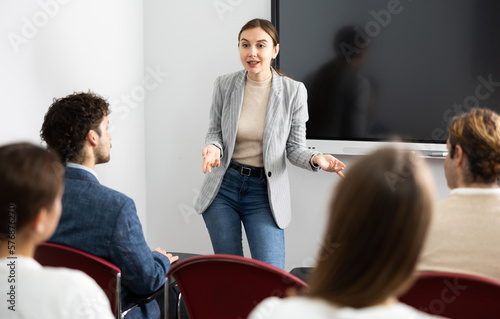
[194, 69, 320, 229]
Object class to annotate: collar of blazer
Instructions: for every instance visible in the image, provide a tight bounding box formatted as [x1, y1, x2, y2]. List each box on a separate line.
[234, 68, 283, 95]
[65, 165, 100, 184]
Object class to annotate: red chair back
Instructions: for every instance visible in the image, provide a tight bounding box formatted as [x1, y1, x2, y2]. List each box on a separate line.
[399, 272, 500, 318]
[34, 242, 121, 317]
[167, 254, 308, 319]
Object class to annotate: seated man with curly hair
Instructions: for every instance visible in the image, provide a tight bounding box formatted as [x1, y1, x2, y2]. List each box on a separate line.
[419, 107, 500, 281]
[40, 92, 178, 319]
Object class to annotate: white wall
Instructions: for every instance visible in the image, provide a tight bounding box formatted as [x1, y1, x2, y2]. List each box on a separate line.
[143, 0, 273, 255]
[144, 0, 451, 271]
[0, 0, 148, 226]
[1, 0, 451, 271]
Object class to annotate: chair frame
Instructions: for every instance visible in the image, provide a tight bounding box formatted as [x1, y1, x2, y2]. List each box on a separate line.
[399, 271, 500, 318]
[166, 254, 308, 319]
[34, 242, 167, 319]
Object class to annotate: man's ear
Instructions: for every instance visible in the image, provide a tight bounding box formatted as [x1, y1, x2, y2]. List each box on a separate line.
[87, 129, 98, 147]
[31, 207, 48, 237]
[453, 144, 466, 168]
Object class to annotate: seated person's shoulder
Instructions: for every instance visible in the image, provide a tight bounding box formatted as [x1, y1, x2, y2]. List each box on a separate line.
[249, 296, 333, 318]
[98, 183, 135, 205]
[44, 265, 106, 293]
[50, 268, 114, 318]
[92, 185, 138, 220]
[18, 261, 114, 318]
[68, 177, 136, 211]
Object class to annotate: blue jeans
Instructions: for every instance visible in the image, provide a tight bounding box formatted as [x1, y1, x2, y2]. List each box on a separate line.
[202, 161, 285, 269]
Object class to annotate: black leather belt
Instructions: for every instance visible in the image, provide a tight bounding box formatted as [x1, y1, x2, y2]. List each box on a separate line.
[229, 162, 264, 178]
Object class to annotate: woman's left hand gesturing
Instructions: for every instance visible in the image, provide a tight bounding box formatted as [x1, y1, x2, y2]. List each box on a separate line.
[313, 154, 346, 178]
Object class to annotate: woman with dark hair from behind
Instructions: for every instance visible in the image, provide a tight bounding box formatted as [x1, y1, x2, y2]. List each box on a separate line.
[249, 148, 446, 318]
[0, 143, 114, 319]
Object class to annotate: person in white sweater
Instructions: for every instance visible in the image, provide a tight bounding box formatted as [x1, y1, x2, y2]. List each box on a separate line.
[419, 107, 500, 281]
[249, 148, 445, 319]
[0, 143, 114, 319]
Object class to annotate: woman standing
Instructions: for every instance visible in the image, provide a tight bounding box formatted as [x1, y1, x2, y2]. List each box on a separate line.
[195, 19, 345, 269]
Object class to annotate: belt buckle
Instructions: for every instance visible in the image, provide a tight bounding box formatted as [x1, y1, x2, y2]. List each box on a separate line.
[240, 167, 252, 176]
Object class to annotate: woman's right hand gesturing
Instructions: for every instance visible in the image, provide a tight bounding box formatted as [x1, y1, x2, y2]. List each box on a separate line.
[202, 144, 221, 174]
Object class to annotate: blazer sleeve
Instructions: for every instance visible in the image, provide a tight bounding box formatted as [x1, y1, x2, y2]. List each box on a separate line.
[204, 76, 225, 158]
[286, 82, 321, 172]
[109, 198, 170, 295]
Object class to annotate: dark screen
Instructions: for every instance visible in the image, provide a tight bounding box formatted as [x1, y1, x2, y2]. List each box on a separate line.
[274, 0, 500, 143]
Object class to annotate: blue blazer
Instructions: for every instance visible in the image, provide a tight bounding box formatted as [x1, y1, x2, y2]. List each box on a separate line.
[195, 69, 320, 229]
[49, 166, 170, 319]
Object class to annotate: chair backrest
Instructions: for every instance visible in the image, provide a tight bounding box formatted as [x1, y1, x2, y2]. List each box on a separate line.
[399, 271, 500, 318]
[34, 242, 121, 318]
[167, 254, 308, 319]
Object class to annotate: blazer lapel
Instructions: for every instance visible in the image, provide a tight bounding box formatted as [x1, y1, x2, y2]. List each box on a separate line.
[263, 69, 283, 153]
[226, 71, 246, 153]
